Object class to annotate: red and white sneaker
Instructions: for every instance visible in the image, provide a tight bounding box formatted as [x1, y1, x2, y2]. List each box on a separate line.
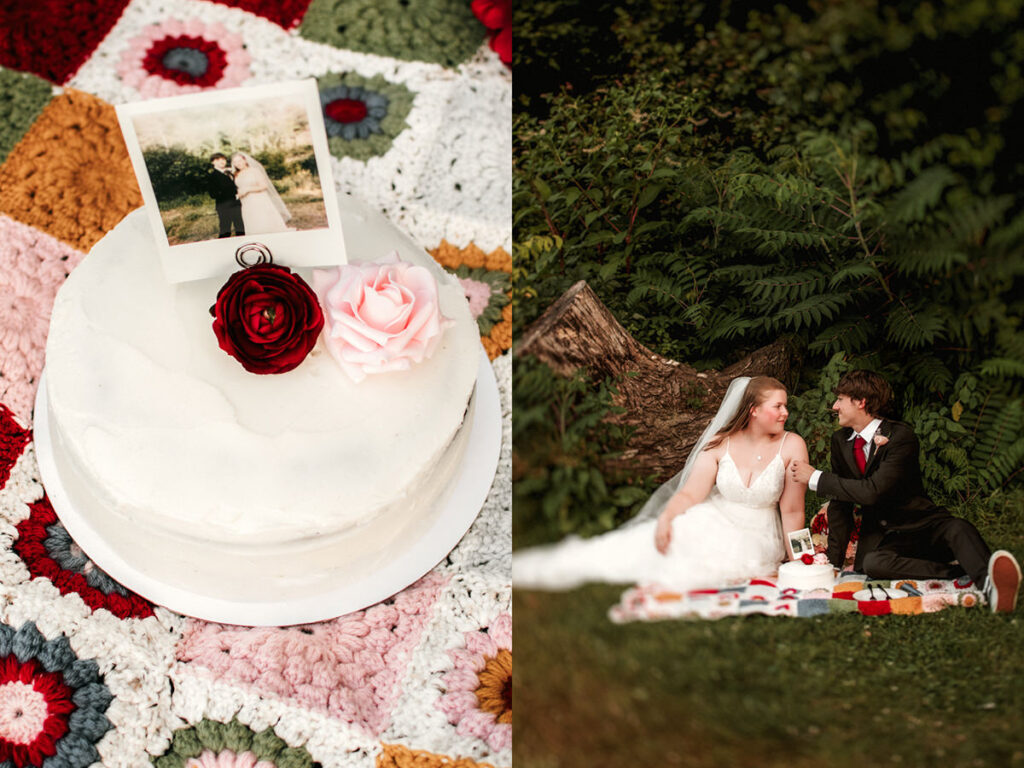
[986, 550, 1022, 613]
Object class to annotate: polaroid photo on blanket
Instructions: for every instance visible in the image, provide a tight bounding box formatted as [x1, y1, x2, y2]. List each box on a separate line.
[787, 527, 815, 558]
[116, 80, 344, 282]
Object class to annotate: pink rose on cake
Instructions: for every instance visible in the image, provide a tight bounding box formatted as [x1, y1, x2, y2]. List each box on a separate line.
[312, 253, 452, 382]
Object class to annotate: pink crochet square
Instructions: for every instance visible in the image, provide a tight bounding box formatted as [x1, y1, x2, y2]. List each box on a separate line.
[0, 215, 85, 423]
[176, 571, 447, 734]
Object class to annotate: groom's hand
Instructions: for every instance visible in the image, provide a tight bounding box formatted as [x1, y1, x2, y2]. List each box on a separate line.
[789, 459, 815, 484]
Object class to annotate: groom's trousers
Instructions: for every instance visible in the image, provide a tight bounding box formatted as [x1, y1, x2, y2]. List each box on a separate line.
[217, 200, 245, 238]
[859, 515, 991, 585]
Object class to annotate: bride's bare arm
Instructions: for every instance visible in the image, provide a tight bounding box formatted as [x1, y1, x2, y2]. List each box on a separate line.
[654, 449, 719, 554]
[780, 433, 809, 558]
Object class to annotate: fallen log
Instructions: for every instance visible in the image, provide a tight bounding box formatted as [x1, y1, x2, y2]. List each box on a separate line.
[517, 280, 802, 481]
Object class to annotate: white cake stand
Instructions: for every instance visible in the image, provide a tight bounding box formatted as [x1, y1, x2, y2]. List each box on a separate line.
[33, 349, 502, 626]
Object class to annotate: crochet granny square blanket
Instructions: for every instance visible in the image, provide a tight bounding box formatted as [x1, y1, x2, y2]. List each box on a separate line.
[610, 572, 985, 623]
[0, 2, 511, 767]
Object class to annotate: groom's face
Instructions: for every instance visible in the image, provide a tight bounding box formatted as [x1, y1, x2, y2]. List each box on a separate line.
[832, 395, 866, 428]
[212, 157, 227, 171]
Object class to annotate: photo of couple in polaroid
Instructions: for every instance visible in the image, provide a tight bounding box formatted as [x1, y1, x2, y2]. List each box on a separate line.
[117, 80, 343, 282]
[206, 150, 292, 239]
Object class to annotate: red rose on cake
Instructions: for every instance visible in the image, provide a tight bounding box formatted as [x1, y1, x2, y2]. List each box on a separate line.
[210, 264, 324, 374]
[312, 253, 452, 383]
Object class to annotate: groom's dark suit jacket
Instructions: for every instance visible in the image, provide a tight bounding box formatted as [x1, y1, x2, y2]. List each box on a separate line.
[208, 169, 239, 205]
[820, 419, 950, 570]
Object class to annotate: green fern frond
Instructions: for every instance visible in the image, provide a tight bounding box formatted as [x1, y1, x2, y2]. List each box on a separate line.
[772, 293, 851, 332]
[906, 354, 954, 393]
[829, 262, 884, 287]
[711, 263, 774, 283]
[986, 208, 1024, 251]
[703, 310, 760, 341]
[974, 435, 1024, 493]
[887, 165, 958, 223]
[967, 397, 1023, 489]
[808, 320, 873, 355]
[886, 243, 969, 276]
[884, 301, 947, 349]
[995, 328, 1024, 361]
[942, 195, 1014, 244]
[979, 357, 1024, 379]
[891, 138, 950, 179]
[748, 270, 827, 301]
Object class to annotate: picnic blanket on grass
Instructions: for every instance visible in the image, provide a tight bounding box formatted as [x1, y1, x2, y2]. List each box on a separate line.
[610, 572, 985, 623]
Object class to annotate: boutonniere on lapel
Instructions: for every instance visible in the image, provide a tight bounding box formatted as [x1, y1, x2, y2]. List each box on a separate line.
[873, 434, 889, 447]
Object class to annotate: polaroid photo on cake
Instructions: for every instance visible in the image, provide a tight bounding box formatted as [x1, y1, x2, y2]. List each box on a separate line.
[787, 527, 815, 558]
[116, 80, 344, 282]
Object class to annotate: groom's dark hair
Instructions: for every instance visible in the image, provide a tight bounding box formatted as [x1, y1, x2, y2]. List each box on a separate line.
[835, 370, 894, 418]
[210, 152, 227, 162]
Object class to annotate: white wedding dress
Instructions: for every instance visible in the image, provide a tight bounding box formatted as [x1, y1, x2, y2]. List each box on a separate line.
[513, 436, 788, 590]
[232, 154, 293, 235]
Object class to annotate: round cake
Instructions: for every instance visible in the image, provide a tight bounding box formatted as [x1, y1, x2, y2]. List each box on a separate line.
[777, 561, 835, 592]
[41, 195, 480, 605]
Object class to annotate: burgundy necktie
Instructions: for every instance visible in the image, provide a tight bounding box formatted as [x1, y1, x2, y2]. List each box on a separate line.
[853, 435, 867, 474]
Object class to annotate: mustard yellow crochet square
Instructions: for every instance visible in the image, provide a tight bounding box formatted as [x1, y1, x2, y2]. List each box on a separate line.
[0, 89, 142, 252]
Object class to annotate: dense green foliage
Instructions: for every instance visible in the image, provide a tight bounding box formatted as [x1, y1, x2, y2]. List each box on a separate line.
[514, 1, 1024, 540]
[513, 357, 658, 547]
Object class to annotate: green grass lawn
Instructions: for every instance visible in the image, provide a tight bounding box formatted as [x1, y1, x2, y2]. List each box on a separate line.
[161, 197, 329, 244]
[515, 588, 1023, 767]
[515, 502, 1024, 768]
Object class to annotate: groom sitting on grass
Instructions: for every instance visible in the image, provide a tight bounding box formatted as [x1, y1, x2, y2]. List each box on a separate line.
[790, 370, 1021, 613]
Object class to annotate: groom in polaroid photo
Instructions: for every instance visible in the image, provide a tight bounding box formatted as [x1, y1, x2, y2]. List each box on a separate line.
[790, 370, 1021, 613]
[208, 152, 245, 238]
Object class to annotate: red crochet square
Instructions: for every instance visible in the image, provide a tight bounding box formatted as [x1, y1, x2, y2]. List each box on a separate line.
[208, 0, 313, 29]
[0, 0, 132, 84]
[857, 600, 893, 616]
[0, 404, 31, 491]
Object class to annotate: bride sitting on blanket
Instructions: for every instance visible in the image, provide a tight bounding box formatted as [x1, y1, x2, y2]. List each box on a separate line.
[514, 376, 811, 590]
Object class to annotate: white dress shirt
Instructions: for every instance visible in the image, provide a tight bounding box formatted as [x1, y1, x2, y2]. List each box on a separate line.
[809, 418, 883, 491]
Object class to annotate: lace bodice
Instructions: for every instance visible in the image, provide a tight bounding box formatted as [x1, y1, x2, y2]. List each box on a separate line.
[714, 435, 787, 508]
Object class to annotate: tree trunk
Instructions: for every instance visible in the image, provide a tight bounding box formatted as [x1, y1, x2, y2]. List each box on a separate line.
[517, 280, 802, 482]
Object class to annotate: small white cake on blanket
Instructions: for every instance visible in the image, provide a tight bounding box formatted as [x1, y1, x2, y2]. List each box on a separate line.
[40, 195, 481, 604]
[777, 561, 836, 592]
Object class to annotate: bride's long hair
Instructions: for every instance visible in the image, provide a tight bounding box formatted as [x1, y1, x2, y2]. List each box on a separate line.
[704, 376, 787, 451]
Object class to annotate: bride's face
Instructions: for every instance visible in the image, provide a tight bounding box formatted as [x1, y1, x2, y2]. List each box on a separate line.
[231, 155, 247, 171]
[750, 389, 788, 433]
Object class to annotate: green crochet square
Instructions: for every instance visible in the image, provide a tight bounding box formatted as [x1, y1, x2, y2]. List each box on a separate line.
[0, 67, 53, 164]
[318, 72, 415, 161]
[299, 0, 483, 68]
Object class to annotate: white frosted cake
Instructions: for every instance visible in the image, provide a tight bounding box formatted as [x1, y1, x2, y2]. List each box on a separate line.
[777, 561, 835, 592]
[41, 195, 480, 605]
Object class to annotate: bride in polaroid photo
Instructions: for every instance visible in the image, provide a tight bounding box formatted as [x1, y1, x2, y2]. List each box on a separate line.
[231, 152, 294, 234]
